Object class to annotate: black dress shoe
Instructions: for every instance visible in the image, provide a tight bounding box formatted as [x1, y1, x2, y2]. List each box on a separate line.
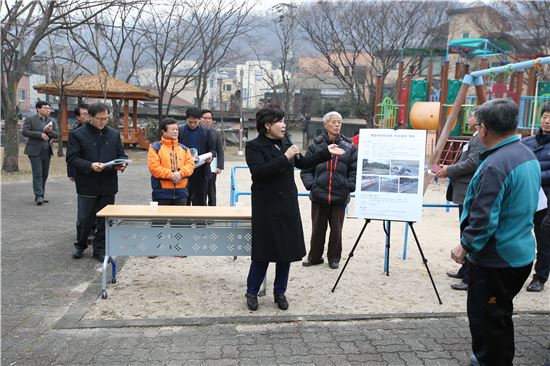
[526, 278, 545, 292]
[302, 258, 324, 267]
[246, 293, 258, 311]
[42, 198, 49, 203]
[72, 247, 86, 259]
[35, 197, 43, 205]
[446, 270, 464, 279]
[451, 281, 468, 291]
[329, 261, 339, 269]
[274, 293, 289, 310]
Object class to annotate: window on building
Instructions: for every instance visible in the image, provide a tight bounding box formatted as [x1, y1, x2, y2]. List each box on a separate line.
[462, 32, 469, 38]
[18, 89, 26, 101]
[332, 65, 339, 76]
[344, 66, 350, 77]
[223, 84, 232, 92]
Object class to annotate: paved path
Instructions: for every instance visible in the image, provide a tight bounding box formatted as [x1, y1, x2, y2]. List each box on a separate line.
[2, 161, 549, 365]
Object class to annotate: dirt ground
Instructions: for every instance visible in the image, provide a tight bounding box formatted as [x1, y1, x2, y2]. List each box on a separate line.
[85, 164, 549, 320]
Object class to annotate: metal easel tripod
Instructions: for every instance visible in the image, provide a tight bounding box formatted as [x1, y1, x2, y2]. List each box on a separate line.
[331, 219, 442, 305]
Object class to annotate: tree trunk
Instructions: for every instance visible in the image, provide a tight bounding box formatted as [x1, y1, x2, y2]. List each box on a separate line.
[1, 79, 20, 172]
[111, 99, 122, 129]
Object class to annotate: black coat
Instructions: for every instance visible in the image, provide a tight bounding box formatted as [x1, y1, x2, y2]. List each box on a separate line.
[66, 123, 127, 196]
[245, 134, 330, 262]
[522, 128, 550, 196]
[300, 133, 357, 205]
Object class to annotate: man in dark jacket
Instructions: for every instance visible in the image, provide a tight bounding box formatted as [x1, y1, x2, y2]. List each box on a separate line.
[451, 99, 540, 366]
[200, 109, 224, 206]
[67, 103, 90, 181]
[300, 111, 357, 269]
[22, 101, 59, 205]
[521, 103, 550, 292]
[436, 111, 484, 290]
[178, 107, 215, 206]
[66, 103, 128, 262]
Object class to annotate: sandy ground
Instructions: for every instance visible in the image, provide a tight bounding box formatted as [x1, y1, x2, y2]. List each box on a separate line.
[85, 165, 549, 320]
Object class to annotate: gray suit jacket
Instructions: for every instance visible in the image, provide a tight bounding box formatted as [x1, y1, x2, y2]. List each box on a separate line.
[446, 134, 484, 204]
[22, 114, 59, 156]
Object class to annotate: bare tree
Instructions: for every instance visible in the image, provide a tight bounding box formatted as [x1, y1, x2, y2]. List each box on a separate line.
[298, 1, 449, 119]
[1, 0, 118, 172]
[65, 1, 148, 127]
[43, 33, 85, 157]
[502, 1, 550, 57]
[249, 3, 297, 113]
[140, 0, 201, 123]
[191, 0, 255, 109]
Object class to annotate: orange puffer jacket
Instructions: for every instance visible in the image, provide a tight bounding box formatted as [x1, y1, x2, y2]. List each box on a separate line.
[148, 137, 195, 200]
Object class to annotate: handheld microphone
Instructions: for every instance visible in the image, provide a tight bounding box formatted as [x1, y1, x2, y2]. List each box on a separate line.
[285, 132, 303, 162]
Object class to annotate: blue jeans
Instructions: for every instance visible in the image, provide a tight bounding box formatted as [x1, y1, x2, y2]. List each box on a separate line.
[246, 261, 290, 296]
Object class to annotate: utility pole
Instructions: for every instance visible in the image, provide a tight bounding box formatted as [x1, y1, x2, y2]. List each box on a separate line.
[238, 67, 244, 156]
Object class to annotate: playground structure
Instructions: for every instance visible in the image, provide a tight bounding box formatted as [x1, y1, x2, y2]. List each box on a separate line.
[427, 56, 550, 192]
[373, 52, 550, 167]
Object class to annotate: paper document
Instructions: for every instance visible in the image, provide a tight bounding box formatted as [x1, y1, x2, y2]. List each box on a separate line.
[44, 121, 53, 129]
[537, 188, 548, 212]
[194, 152, 212, 169]
[210, 157, 218, 173]
[100, 158, 131, 168]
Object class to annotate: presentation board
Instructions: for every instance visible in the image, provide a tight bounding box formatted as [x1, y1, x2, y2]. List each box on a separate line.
[353, 129, 426, 222]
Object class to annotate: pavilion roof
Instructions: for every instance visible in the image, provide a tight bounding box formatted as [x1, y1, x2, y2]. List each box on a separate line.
[33, 70, 157, 101]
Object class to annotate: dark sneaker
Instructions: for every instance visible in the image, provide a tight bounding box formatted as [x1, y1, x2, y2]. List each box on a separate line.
[72, 247, 86, 259]
[450, 281, 468, 291]
[526, 278, 545, 292]
[42, 198, 49, 203]
[246, 293, 258, 311]
[302, 258, 324, 267]
[274, 293, 289, 310]
[329, 261, 340, 270]
[35, 197, 43, 205]
[93, 252, 106, 262]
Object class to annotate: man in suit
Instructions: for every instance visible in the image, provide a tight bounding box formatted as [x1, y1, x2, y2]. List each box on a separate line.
[178, 107, 215, 206]
[200, 109, 224, 206]
[22, 101, 59, 205]
[66, 103, 128, 262]
[436, 110, 484, 290]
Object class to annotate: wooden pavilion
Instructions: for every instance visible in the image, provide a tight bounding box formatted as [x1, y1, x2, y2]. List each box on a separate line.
[33, 70, 157, 148]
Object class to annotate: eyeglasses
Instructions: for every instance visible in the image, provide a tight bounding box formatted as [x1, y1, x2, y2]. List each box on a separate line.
[93, 116, 109, 122]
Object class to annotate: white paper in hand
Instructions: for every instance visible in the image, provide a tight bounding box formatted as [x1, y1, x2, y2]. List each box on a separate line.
[537, 188, 548, 212]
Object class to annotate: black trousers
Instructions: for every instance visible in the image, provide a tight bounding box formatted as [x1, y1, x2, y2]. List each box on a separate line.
[533, 208, 550, 283]
[206, 173, 217, 206]
[307, 202, 346, 263]
[75, 194, 115, 254]
[457, 204, 470, 282]
[246, 261, 290, 296]
[28, 149, 51, 199]
[467, 262, 532, 366]
[187, 173, 208, 206]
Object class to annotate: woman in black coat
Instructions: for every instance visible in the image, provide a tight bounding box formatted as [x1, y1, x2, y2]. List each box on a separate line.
[522, 102, 550, 292]
[245, 105, 344, 311]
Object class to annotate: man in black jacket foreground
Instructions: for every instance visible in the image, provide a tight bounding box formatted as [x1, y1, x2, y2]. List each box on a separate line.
[300, 111, 357, 269]
[66, 103, 128, 262]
